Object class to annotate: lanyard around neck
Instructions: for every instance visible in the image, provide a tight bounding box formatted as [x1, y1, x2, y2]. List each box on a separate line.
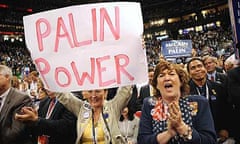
[92, 110, 112, 144]
[46, 99, 56, 119]
[196, 84, 209, 99]
[92, 110, 97, 144]
[124, 120, 129, 141]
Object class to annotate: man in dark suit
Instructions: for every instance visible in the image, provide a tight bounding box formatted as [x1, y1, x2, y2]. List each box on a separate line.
[0, 65, 34, 144]
[226, 63, 240, 142]
[15, 89, 77, 144]
[187, 57, 231, 133]
[202, 55, 227, 84]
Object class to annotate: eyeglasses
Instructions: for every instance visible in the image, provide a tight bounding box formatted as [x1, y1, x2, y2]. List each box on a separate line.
[122, 110, 128, 113]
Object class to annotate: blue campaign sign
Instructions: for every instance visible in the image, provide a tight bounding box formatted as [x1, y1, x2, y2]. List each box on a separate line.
[161, 40, 192, 58]
[229, 0, 240, 58]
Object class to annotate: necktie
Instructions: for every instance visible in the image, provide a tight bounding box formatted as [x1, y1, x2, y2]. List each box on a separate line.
[0, 97, 2, 109]
[198, 86, 206, 96]
[0, 97, 3, 113]
[210, 75, 214, 82]
[46, 98, 56, 119]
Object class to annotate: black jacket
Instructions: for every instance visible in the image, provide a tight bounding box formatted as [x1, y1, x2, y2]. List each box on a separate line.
[189, 78, 230, 132]
[31, 97, 77, 144]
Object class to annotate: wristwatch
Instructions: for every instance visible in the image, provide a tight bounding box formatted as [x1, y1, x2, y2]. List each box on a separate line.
[180, 124, 192, 141]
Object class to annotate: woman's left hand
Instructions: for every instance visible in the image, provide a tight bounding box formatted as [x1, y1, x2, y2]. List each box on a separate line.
[168, 101, 190, 135]
[168, 101, 183, 128]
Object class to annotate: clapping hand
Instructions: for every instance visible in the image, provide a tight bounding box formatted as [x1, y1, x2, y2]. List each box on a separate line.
[168, 101, 189, 136]
[15, 106, 38, 122]
[167, 101, 183, 136]
[168, 101, 183, 127]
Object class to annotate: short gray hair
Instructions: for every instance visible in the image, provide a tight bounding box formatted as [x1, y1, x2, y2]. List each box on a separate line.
[0, 65, 13, 77]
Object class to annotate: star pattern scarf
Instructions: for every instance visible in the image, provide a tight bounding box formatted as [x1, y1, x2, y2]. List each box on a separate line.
[149, 97, 193, 143]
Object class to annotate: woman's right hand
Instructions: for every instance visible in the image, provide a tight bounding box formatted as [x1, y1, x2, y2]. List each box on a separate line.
[168, 101, 190, 136]
[168, 101, 183, 128]
[167, 120, 177, 137]
[156, 124, 177, 144]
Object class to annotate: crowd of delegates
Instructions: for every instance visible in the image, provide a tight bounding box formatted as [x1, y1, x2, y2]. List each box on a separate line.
[1, 53, 240, 143]
[0, 26, 235, 79]
[1, 26, 240, 143]
[0, 41, 36, 78]
[145, 26, 234, 68]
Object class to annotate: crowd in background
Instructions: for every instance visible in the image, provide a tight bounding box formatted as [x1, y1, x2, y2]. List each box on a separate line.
[145, 25, 234, 68]
[0, 25, 235, 77]
[0, 41, 36, 78]
[1, 24, 240, 144]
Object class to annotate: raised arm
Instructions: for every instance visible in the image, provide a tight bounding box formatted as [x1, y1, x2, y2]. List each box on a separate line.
[56, 92, 83, 116]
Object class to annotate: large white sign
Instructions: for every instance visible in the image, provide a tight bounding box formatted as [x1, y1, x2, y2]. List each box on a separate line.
[23, 2, 148, 92]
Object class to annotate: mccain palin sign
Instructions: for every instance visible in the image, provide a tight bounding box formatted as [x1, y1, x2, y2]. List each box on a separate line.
[161, 40, 192, 58]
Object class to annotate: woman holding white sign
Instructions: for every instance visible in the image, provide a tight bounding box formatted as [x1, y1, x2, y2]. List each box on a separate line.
[56, 86, 132, 144]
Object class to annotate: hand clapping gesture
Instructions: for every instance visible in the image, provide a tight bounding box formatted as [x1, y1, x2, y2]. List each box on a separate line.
[168, 101, 192, 140]
[15, 106, 39, 122]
